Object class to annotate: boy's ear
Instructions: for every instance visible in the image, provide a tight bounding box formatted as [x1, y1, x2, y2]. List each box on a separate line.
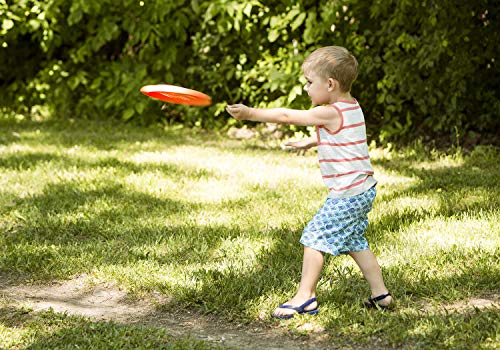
[327, 78, 337, 92]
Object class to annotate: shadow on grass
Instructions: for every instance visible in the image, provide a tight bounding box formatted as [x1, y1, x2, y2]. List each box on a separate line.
[0, 118, 232, 153]
[4, 182, 191, 238]
[382, 248, 500, 299]
[372, 153, 499, 196]
[365, 153, 499, 249]
[0, 150, 220, 181]
[319, 297, 500, 349]
[1, 174, 262, 280]
[0, 152, 60, 170]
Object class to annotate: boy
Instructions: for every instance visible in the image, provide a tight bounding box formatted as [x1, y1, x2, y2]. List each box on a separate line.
[226, 46, 393, 318]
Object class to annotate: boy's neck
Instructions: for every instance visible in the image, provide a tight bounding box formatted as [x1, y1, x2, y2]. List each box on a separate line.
[330, 91, 354, 104]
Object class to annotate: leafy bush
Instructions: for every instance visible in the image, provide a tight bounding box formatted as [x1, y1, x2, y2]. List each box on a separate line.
[1, 0, 197, 123]
[1, 0, 498, 145]
[352, 0, 499, 143]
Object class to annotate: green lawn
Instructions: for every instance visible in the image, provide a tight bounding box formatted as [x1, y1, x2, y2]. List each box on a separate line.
[1, 118, 499, 349]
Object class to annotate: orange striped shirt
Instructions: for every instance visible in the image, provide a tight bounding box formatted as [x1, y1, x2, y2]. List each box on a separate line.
[316, 100, 377, 198]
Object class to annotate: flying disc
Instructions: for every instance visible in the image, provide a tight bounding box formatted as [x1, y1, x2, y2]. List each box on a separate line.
[140, 84, 211, 106]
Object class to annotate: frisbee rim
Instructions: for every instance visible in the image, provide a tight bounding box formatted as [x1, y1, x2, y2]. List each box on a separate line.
[140, 84, 211, 106]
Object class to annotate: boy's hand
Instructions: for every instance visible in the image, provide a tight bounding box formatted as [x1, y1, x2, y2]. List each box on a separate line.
[226, 104, 251, 120]
[285, 139, 314, 150]
[284, 137, 318, 155]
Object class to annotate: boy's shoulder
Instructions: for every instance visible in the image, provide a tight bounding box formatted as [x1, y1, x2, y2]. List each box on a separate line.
[311, 105, 341, 131]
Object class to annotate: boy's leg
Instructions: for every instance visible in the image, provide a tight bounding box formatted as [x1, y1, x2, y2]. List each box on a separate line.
[272, 246, 323, 317]
[348, 250, 393, 306]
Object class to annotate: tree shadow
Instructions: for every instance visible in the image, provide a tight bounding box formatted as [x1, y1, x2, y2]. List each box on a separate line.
[364, 153, 499, 249]
[0, 119, 229, 153]
[1, 171, 264, 282]
[371, 154, 498, 193]
[0, 152, 61, 170]
[0, 150, 220, 181]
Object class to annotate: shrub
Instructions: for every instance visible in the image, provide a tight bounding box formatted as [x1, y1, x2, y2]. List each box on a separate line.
[1, 0, 498, 145]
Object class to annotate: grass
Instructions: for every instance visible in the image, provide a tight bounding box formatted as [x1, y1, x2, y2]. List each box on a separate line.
[0, 300, 219, 349]
[1, 118, 499, 349]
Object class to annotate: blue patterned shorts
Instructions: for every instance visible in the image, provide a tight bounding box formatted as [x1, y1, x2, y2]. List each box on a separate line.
[300, 187, 376, 256]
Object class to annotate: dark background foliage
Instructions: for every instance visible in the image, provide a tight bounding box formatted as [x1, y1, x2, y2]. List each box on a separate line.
[1, 0, 498, 146]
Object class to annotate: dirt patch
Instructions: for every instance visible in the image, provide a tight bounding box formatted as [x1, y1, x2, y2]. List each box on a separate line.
[444, 295, 500, 311]
[417, 293, 500, 314]
[0, 274, 341, 350]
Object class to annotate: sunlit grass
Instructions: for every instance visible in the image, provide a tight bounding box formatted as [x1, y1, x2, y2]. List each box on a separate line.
[1, 119, 499, 349]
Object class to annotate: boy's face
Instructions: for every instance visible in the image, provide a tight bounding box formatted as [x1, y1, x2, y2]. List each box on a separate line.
[303, 71, 332, 106]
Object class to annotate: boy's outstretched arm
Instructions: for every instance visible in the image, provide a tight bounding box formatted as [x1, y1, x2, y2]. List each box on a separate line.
[226, 104, 339, 127]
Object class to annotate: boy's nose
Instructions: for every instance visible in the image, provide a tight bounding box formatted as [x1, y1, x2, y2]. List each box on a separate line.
[303, 84, 309, 92]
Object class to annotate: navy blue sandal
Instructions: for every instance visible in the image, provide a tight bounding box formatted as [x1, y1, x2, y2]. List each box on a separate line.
[272, 297, 319, 319]
[364, 293, 392, 310]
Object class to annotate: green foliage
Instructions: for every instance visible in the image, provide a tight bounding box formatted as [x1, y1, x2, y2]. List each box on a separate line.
[352, 0, 499, 142]
[1, 0, 498, 144]
[1, 0, 197, 123]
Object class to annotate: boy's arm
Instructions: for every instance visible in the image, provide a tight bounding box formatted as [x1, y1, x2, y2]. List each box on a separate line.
[226, 104, 339, 127]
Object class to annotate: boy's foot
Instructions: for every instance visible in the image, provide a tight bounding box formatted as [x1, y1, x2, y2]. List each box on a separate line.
[272, 296, 319, 319]
[364, 292, 393, 309]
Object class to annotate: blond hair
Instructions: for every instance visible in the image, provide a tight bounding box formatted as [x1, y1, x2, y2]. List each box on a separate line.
[302, 46, 358, 92]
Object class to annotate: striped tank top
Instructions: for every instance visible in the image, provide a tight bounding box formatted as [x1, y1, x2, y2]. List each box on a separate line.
[316, 99, 377, 199]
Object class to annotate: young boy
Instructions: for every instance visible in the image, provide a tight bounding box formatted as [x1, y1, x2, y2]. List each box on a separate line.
[226, 46, 393, 319]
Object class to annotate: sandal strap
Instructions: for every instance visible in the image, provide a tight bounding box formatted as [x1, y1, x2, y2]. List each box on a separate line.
[298, 297, 316, 311]
[369, 293, 391, 303]
[278, 297, 317, 312]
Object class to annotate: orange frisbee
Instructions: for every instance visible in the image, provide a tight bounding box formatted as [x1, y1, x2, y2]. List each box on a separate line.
[140, 84, 211, 106]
